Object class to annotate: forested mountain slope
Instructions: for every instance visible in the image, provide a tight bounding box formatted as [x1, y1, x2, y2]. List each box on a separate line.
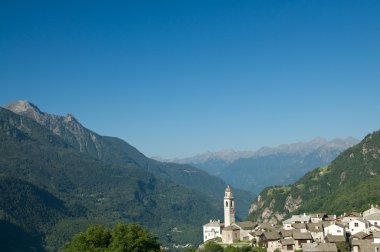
[0, 107, 222, 250]
[247, 130, 380, 223]
[6, 100, 253, 218]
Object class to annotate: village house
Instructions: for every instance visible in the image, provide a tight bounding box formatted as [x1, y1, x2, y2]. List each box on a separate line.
[366, 212, 380, 227]
[261, 232, 282, 252]
[310, 213, 328, 223]
[363, 205, 380, 218]
[348, 218, 370, 235]
[283, 214, 311, 230]
[342, 212, 362, 224]
[203, 220, 223, 242]
[202, 188, 380, 252]
[293, 232, 313, 250]
[281, 238, 295, 252]
[351, 239, 380, 252]
[374, 232, 380, 244]
[323, 222, 345, 237]
[307, 222, 324, 243]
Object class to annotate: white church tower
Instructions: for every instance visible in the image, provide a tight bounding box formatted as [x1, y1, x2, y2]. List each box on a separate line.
[224, 185, 235, 227]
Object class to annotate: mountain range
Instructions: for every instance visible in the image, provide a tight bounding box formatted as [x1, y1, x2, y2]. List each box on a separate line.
[159, 138, 359, 193]
[0, 100, 254, 251]
[247, 129, 380, 223]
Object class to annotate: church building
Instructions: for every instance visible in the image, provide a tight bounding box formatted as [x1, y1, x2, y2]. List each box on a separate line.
[202, 185, 258, 244]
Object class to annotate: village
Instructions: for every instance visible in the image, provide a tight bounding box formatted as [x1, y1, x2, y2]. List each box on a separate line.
[203, 186, 380, 252]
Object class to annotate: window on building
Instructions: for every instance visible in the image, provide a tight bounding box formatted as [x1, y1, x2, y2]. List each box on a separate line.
[226, 201, 228, 207]
[355, 223, 359, 227]
[337, 230, 341, 233]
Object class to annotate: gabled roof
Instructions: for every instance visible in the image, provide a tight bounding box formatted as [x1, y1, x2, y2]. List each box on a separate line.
[344, 212, 361, 217]
[293, 232, 312, 240]
[251, 230, 263, 237]
[259, 222, 277, 231]
[262, 232, 281, 241]
[281, 238, 295, 245]
[293, 223, 306, 229]
[223, 224, 240, 231]
[365, 212, 380, 220]
[236, 221, 258, 230]
[203, 221, 224, 227]
[350, 231, 370, 239]
[323, 222, 345, 229]
[310, 213, 327, 218]
[351, 239, 380, 251]
[326, 234, 346, 243]
[279, 229, 294, 238]
[350, 218, 370, 225]
[307, 223, 323, 232]
[302, 243, 338, 252]
[283, 214, 310, 224]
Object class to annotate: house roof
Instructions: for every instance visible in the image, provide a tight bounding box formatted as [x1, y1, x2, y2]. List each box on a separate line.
[323, 222, 345, 229]
[345, 212, 361, 217]
[283, 214, 310, 224]
[293, 223, 306, 229]
[326, 234, 346, 243]
[351, 231, 370, 240]
[351, 239, 380, 251]
[293, 232, 312, 240]
[236, 221, 258, 230]
[281, 238, 295, 245]
[302, 243, 338, 252]
[325, 215, 336, 221]
[203, 221, 224, 227]
[350, 218, 370, 225]
[310, 213, 327, 218]
[259, 223, 277, 231]
[365, 212, 380, 221]
[223, 224, 240, 231]
[373, 232, 380, 238]
[262, 232, 281, 241]
[307, 223, 323, 232]
[251, 230, 263, 237]
[279, 229, 294, 237]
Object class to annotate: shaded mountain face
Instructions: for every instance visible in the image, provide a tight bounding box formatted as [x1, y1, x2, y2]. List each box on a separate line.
[5, 100, 254, 219]
[165, 137, 358, 194]
[247, 130, 380, 224]
[0, 106, 225, 250]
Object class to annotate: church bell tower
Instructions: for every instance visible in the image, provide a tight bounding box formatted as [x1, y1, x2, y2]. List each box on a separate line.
[224, 185, 235, 227]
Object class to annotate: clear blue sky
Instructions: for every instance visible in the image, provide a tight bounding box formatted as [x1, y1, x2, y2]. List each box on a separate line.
[1, 1, 380, 158]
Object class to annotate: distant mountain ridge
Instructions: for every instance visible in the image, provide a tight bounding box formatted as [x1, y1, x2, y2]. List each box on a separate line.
[160, 137, 358, 165]
[158, 137, 359, 193]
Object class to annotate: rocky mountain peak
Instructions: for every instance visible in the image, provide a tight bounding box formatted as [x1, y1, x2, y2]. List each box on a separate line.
[5, 100, 43, 115]
[64, 113, 78, 123]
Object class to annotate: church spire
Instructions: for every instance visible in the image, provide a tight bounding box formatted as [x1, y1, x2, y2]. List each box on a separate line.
[224, 185, 235, 227]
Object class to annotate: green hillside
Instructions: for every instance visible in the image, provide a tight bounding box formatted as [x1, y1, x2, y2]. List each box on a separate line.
[247, 130, 380, 223]
[0, 107, 222, 250]
[6, 100, 253, 218]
